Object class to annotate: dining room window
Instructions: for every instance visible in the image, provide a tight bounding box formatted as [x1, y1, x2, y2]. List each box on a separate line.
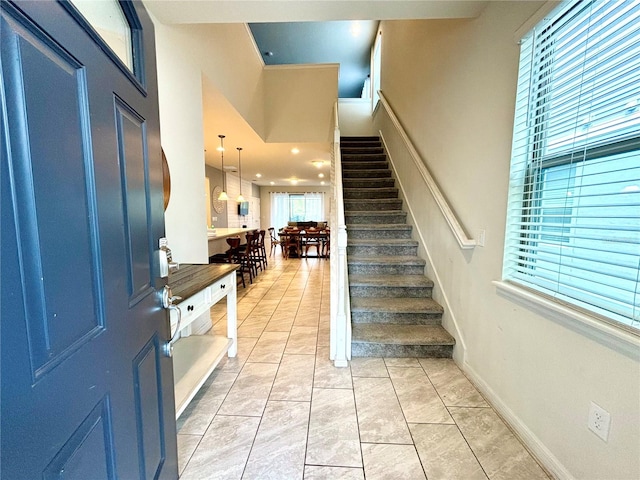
[270, 192, 325, 228]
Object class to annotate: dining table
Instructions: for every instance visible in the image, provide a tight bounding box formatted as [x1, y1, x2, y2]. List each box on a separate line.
[278, 228, 330, 258]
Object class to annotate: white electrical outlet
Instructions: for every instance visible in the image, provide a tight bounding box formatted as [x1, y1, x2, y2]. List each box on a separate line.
[588, 401, 611, 442]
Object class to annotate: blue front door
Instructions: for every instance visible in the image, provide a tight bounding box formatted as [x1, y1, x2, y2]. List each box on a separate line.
[1, 1, 178, 478]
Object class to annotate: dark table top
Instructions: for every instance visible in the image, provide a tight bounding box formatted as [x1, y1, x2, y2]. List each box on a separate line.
[169, 263, 238, 303]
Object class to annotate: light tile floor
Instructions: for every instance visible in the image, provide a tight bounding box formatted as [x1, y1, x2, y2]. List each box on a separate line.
[177, 253, 551, 480]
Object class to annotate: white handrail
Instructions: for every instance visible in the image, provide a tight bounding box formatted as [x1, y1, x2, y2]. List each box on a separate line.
[330, 101, 351, 367]
[378, 92, 477, 250]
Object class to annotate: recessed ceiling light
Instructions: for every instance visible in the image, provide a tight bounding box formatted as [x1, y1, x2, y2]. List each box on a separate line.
[291, 148, 300, 154]
[256, 173, 262, 178]
[270, 181, 275, 185]
[321, 181, 325, 185]
[264, 51, 273, 57]
[312, 160, 324, 168]
[318, 173, 324, 178]
[291, 179, 298, 185]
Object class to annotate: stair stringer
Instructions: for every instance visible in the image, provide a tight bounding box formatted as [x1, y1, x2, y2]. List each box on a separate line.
[378, 130, 468, 363]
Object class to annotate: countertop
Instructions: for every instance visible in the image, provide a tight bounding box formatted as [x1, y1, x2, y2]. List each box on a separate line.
[207, 227, 254, 241]
[169, 263, 238, 303]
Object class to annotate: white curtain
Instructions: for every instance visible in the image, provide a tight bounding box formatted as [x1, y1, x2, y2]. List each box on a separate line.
[270, 192, 325, 229]
[270, 192, 290, 229]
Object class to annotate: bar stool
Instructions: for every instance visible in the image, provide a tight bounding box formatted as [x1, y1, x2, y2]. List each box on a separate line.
[226, 236, 252, 287]
[258, 230, 268, 267]
[209, 236, 240, 264]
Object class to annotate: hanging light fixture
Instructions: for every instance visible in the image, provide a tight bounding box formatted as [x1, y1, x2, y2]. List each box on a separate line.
[236, 147, 245, 202]
[217, 135, 228, 201]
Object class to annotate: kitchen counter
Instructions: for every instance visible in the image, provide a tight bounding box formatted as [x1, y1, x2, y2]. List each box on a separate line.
[207, 227, 255, 256]
[207, 227, 254, 239]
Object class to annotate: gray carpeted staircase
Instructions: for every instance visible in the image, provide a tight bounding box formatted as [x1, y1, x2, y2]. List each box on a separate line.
[341, 136, 455, 358]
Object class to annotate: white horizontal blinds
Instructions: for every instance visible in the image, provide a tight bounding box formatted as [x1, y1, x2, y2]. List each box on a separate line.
[505, 0, 640, 330]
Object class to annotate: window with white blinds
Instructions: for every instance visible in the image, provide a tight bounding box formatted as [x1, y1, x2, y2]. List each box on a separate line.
[504, 0, 640, 331]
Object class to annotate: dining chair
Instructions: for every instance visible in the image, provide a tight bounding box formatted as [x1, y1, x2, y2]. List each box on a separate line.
[268, 227, 282, 256]
[303, 228, 322, 257]
[282, 230, 301, 259]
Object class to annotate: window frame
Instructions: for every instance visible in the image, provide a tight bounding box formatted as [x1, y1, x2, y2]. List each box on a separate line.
[502, 0, 640, 337]
[61, 0, 146, 93]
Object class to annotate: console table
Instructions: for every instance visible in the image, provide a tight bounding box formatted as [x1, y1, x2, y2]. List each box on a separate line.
[168, 263, 239, 418]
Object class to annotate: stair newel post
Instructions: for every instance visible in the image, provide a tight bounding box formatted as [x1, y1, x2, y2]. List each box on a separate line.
[330, 101, 351, 367]
[334, 224, 350, 367]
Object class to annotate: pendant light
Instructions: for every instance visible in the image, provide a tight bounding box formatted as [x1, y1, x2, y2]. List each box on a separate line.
[236, 147, 245, 202]
[217, 135, 228, 201]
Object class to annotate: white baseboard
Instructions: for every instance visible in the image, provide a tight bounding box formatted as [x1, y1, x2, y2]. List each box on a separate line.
[463, 362, 575, 480]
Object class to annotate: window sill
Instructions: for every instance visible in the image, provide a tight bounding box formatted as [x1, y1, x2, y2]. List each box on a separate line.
[493, 280, 640, 358]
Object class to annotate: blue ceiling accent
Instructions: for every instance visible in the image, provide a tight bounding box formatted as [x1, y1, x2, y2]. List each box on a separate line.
[249, 21, 378, 98]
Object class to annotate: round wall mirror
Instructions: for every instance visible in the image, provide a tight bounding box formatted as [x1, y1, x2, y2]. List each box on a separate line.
[162, 149, 171, 211]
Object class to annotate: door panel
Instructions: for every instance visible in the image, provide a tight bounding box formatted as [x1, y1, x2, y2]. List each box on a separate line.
[115, 97, 155, 304]
[133, 336, 167, 480]
[2, 5, 105, 380]
[0, 1, 177, 478]
[43, 397, 116, 480]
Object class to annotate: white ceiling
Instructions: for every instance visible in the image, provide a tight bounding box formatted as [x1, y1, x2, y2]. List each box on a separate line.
[144, 1, 488, 187]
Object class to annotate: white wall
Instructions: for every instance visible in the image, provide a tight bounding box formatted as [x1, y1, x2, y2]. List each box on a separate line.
[225, 173, 260, 230]
[153, 19, 208, 264]
[338, 98, 376, 136]
[259, 185, 332, 230]
[375, 3, 640, 480]
[264, 65, 339, 143]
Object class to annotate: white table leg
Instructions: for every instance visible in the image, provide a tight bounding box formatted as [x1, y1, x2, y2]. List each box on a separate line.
[226, 272, 238, 357]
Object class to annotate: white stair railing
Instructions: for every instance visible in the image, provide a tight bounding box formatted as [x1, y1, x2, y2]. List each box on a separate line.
[330, 102, 351, 367]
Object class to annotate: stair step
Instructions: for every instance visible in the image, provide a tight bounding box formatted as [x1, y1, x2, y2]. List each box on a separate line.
[341, 136, 380, 142]
[341, 143, 382, 150]
[343, 178, 396, 188]
[349, 274, 433, 297]
[347, 239, 418, 256]
[341, 160, 388, 170]
[342, 169, 392, 179]
[344, 198, 402, 211]
[347, 224, 412, 239]
[342, 153, 387, 162]
[345, 211, 407, 224]
[351, 324, 454, 358]
[341, 147, 384, 155]
[348, 255, 425, 275]
[350, 297, 443, 324]
[343, 187, 399, 200]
